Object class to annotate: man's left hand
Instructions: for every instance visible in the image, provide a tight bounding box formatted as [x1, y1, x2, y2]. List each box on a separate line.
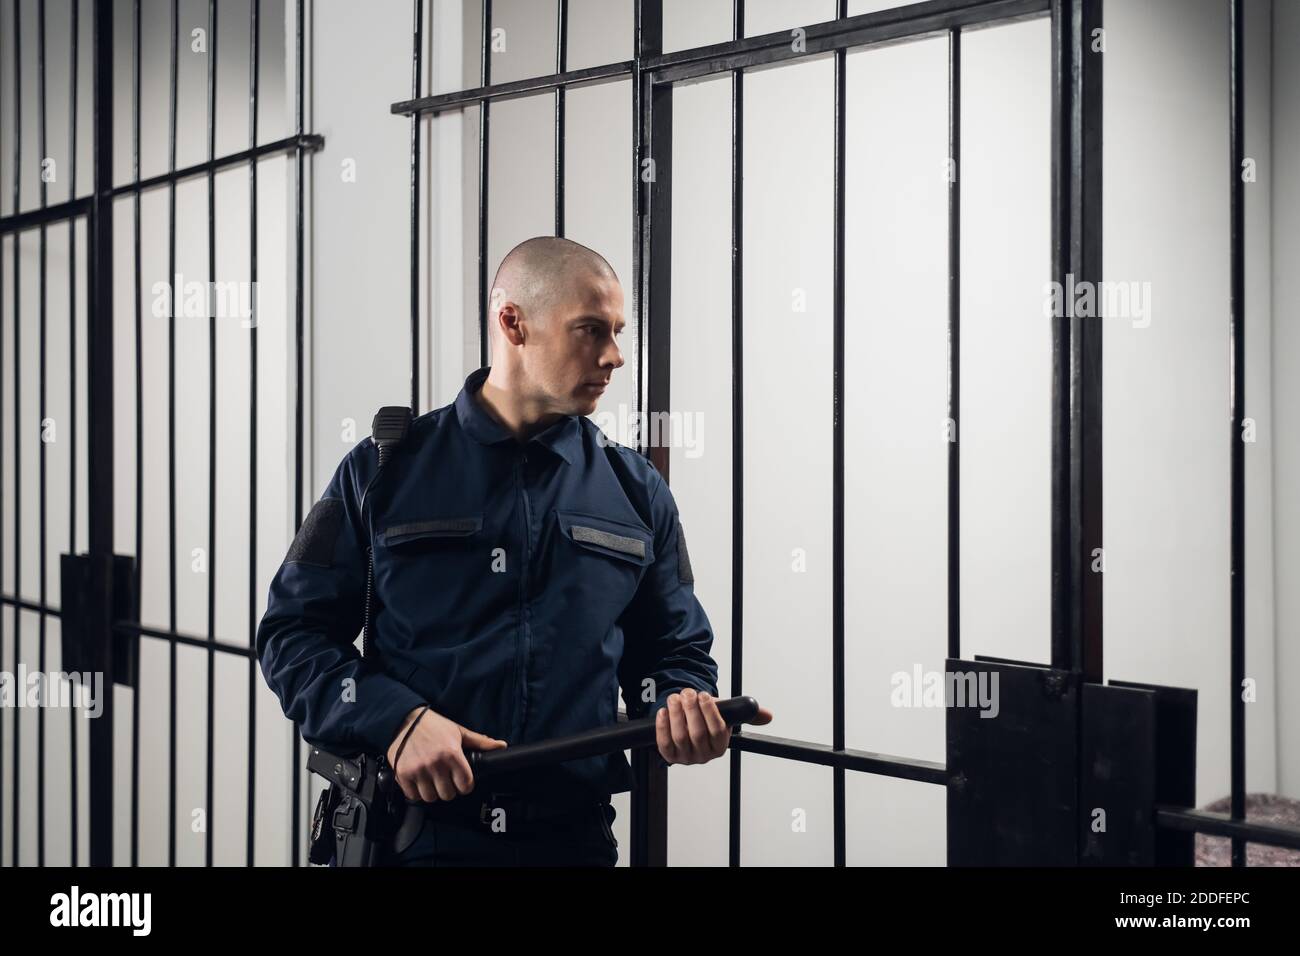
[655, 688, 774, 766]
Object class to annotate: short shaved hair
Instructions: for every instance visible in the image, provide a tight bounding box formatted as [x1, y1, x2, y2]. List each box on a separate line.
[489, 236, 618, 326]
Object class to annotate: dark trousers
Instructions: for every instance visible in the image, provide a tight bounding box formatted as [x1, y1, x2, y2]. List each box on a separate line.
[367, 801, 619, 867]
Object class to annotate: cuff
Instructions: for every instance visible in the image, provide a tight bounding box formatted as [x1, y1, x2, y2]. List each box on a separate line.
[350, 673, 428, 756]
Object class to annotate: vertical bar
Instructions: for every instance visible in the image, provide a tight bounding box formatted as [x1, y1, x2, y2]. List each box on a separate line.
[1227, 0, 1246, 868]
[477, 0, 492, 368]
[10, 0, 22, 870]
[629, 0, 666, 868]
[130, 0, 141, 869]
[247, 0, 261, 870]
[946, 27, 960, 662]
[0, 0, 5, 872]
[88, 0, 116, 868]
[830, 0, 846, 871]
[291, 0, 306, 866]
[204, 0, 218, 868]
[1070, 0, 1103, 685]
[1049, 0, 1070, 677]
[37, 0, 49, 869]
[167, 0, 179, 868]
[69, 0, 83, 867]
[728, 0, 744, 871]
[554, 0, 567, 237]
[409, 0, 422, 411]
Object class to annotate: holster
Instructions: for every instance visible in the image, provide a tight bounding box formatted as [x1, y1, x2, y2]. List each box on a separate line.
[307, 746, 405, 867]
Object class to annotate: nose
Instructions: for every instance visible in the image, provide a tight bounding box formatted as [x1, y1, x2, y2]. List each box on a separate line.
[601, 335, 625, 371]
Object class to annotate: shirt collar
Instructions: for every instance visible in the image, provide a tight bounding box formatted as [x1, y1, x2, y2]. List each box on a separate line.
[454, 365, 581, 465]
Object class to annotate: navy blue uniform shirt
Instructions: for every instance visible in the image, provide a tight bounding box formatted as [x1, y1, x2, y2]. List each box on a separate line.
[256, 365, 720, 802]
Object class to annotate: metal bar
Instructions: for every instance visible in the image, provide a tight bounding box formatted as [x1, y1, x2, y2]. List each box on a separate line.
[130, 0, 141, 870]
[291, 0, 306, 868]
[728, 0, 744, 871]
[204, 0, 218, 869]
[0, 195, 92, 233]
[0, 0, 5, 875]
[10, 0, 22, 869]
[392, 60, 632, 117]
[731, 732, 948, 786]
[831, 0, 846, 871]
[0, 596, 63, 615]
[409, 0, 422, 412]
[946, 26, 960, 662]
[88, 0, 116, 869]
[1155, 807, 1300, 852]
[114, 619, 256, 657]
[38, 0, 49, 869]
[167, 0, 179, 868]
[247, 0, 261, 872]
[70, 0, 82, 867]
[554, 0, 567, 237]
[0, 138, 324, 235]
[647, 0, 1048, 86]
[1228, 0, 1246, 868]
[477, 0, 491, 369]
[628, 0, 667, 869]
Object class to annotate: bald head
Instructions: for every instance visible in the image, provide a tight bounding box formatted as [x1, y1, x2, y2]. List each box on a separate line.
[489, 236, 618, 336]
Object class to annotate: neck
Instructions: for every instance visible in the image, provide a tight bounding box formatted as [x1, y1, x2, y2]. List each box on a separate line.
[476, 366, 566, 443]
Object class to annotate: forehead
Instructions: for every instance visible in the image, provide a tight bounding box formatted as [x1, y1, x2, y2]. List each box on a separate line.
[564, 274, 624, 324]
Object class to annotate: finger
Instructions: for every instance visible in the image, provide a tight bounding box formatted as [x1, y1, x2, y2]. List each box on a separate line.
[463, 729, 509, 751]
[699, 693, 730, 752]
[433, 768, 458, 802]
[397, 773, 420, 803]
[680, 690, 708, 762]
[416, 771, 439, 803]
[668, 694, 691, 764]
[655, 706, 677, 764]
[451, 752, 475, 796]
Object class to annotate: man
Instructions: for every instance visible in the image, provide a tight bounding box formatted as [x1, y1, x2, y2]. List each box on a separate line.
[256, 236, 773, 866]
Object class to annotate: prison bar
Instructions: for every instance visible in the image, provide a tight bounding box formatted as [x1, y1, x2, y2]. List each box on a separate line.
[727, 0, 745, 871]
[38, 0, 49, 867]
[9, 0, 24, 869]
[831, 0, 847, 870]
[408, 0, 422, 411]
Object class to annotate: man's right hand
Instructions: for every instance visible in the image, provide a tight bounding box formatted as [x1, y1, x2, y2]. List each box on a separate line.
[386, 706, 509, 803]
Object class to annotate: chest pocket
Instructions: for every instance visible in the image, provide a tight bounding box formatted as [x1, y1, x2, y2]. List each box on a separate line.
[554, 510, 654, 617]
[374, 514, 487, 636]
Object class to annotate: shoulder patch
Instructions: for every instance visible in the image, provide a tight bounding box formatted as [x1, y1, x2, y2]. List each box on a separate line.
[286, 497, 344, 567]
[676, 523, 694, 586]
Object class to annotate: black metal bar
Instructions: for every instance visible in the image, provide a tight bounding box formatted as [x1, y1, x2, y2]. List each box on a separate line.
[130, 0, 141, 870]
[1155, 806, 1300, 853]
[0, 0, 5, 876]
[554, 0, 567, 237]
[1228, 0, 1246, 868]
[204, 0, 218, 869]
[168, 0, 179, 868]
[115, 619, 256, 657]
[831, 0, 846, 871]
[409, 0, 422, 412]
[392, 60, 632, 117]
[727, 0, 744, 872]
[477, 0, 491, 369]
[38, 0, 49, 869]
[628, 0, 667, 869]
[247, 0, 261, 872]
[0, 596, 62, 614]
[292, 0, 306, 868]
[70, 0, 82, 868]
[10, 0, 22, 870]
[0, 195, 92, 233]
[88, 0, 116, 869]
[647, 0, 1049, 86]
[946, 26, 960, 662]
[732, 732, 948, 786]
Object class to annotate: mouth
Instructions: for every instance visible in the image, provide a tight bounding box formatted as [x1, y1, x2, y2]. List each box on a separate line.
[582, 380, 609, 392]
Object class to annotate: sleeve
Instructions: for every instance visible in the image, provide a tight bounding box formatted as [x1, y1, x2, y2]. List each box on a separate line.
[255, 445, 427, 756]
[616, 471, 721, 731]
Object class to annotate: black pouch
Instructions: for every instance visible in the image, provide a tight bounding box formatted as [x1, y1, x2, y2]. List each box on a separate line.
[309, 784, 343, 865]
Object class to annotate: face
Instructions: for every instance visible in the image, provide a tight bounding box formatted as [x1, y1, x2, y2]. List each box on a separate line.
[523, 273, 626, 416]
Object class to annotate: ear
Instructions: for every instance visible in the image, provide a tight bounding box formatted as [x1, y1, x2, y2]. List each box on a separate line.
[497, 301, 526, 347]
